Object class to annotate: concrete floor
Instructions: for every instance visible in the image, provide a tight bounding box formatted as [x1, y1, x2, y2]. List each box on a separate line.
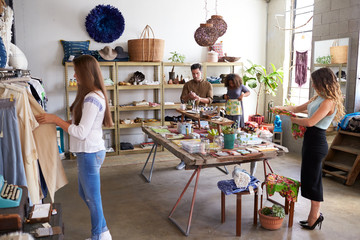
[53, 151, 360, 240]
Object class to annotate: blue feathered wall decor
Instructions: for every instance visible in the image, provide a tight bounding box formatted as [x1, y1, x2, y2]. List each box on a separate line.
[85, 4, 125, 43]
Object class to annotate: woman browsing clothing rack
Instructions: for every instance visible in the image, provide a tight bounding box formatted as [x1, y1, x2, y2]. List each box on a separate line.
[36, 55, 113, 240]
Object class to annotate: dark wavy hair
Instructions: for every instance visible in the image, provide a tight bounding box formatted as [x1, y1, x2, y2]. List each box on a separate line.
[224, 73, 243, 89]
[310, 67, 345, 122]
[70, 55, 113, 127]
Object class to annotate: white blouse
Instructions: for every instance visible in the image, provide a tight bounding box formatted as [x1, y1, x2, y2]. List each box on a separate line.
[68, 91, 106, 153]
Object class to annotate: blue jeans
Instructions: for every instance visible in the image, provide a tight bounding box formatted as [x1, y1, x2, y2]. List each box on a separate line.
[76, 151, 108, 240]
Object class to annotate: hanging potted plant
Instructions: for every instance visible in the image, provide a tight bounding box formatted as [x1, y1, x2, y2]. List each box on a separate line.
[242, 61, 283, 125]
[258, 204, 285, 230]
[168, 51, 185, 81]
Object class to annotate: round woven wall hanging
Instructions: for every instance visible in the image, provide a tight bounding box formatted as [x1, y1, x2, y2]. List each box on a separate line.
[194, 23, 219, 47]
[85, 4, 125, 43]
[206, 15, 227, 37]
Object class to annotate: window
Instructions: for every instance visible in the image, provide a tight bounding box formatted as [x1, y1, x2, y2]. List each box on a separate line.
[287, 0, 314, 106]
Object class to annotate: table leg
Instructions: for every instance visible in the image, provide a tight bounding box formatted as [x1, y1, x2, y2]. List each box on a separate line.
[254, 192, 258, 225]
[216, 165, 229, 175]
[236, 194, 242, 236]
[168, 166, 202, 236]
[288, 201, 294, 227]
[181, 114, 184, 123]
[140, 143, 158, 183]
[221, 192, 225, 223]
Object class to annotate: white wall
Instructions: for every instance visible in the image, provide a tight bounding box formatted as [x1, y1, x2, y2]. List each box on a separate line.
[13, 0, 268, 144]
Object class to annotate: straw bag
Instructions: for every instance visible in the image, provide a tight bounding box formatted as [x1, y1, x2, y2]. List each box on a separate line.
[330, 40, 348, 64]
[128, 25, 165, 62]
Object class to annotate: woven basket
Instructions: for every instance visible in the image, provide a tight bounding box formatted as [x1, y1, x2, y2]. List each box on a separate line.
[330, 45, 348, 64]
[128, 25, 164, 62]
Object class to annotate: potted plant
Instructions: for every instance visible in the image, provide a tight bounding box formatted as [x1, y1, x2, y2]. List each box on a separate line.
[221, 125, 237, 149]
[168, 51, 185, 81]
[242, 61, 284, 124]
[258, 204, 285, 230]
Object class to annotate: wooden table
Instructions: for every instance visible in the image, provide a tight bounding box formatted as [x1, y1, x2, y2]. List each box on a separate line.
[141, 126, 288, 236]
[176, 109, 234, 134]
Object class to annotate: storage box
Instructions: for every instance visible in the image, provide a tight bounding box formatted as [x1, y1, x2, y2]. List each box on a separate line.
[181, 140, 202, 154]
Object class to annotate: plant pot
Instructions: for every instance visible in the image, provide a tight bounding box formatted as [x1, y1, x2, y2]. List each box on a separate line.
[258, 209, 284, 230]
[169, 71, 175, 80]
[223, 133, 235, 149]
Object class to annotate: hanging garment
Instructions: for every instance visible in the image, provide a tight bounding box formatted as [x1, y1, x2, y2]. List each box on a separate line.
[295, 51, 308, 87]
[27, 92, 68, 202]
[28, 79, 48, 111]
[0, 83, 42, 204]
[0, 99, 27, 187]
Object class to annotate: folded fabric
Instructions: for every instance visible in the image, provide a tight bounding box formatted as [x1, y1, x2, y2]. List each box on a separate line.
[270, 108, 306, 139]
[217, 176, 260, 195]
[266, 173, 300, 202]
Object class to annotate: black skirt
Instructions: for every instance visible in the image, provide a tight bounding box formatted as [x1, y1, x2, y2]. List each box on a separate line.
[301, 126, 328, 201]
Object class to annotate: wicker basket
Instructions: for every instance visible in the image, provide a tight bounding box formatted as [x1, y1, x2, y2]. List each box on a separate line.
[330, 45, 348, 64]
[128, 25, 164, 62]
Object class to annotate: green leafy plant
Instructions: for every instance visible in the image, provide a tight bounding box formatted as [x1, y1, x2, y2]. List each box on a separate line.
[242, 61, 284, 115]
[261, 204, 285, 218]
[315, 55, 331, 64]
[221, 125, 236, 134]
[168, 51, 185, 72]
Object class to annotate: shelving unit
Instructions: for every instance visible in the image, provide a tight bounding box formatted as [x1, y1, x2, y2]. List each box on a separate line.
[64, 62, 118, 156]
[322, 130, 360, 185]
[116, 62, 162, 155]
[64, 61, 243, 156]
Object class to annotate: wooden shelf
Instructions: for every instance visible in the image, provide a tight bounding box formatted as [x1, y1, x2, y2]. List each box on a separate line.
[203, 62, 243, 67]
[314, 63, 347, 67]
[332, 145, 360, 155]
[117, 85, 160, 90]
[118, 105, 161, 111]
[118, 122, 161, 129]
[164, 104, 182, 110]
[118, 147, 154, 155]
[67, 85, 115, 91]
[65, 60, 243, 156]
[163, 84, 185, 89]
[116, 62, 161, 67]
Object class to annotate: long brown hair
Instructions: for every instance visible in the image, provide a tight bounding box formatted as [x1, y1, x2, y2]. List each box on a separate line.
[224, 73, 243, 89]
[310, 67, 345, 122]
[70, 55, 113, 127]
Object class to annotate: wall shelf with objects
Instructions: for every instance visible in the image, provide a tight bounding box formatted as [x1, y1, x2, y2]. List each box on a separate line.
[116, 62, 162, 155]
[64, 62, 118, 157]
[64, 61, 244, 156]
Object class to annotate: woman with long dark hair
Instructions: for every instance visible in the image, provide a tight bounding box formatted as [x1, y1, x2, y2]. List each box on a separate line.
[274, 67, 345, 230]
[36, 55, 113, 240]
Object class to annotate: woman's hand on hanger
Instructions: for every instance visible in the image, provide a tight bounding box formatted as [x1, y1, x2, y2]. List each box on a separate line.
[35, 113, 58, 124]
[35, 113, 70, 132]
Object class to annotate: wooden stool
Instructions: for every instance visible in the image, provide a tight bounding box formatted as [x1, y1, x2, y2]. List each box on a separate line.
[272, 132, 283, 145]
[220, 189, 258, 236]
[261, 173, 300, 227]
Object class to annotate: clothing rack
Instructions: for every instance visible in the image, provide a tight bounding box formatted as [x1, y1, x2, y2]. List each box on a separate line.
[0, 68, 31, 79]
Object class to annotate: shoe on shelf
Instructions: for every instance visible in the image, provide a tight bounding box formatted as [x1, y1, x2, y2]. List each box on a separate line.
[100, 230, 112, 240]
[176, 161, 185, 170]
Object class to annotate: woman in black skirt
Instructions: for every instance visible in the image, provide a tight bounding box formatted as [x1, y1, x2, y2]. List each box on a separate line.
[275, 67, 344, 230]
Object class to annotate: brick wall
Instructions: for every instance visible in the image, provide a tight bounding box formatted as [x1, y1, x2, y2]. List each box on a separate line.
[313, 0, 360, 112]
